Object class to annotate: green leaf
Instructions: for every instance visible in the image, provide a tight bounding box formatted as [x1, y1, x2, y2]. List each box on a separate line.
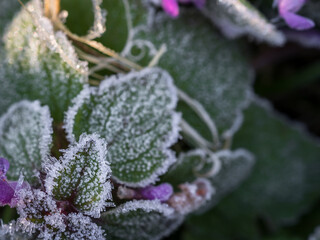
[45, 134, 113, 218]
[65, 67, 180, 187]
[201, 0, 285, 45]
[100, 200, 183, 240]
[2, 0, 88, 122]
[0, 100, 52, 182]
[127, 7, 254, 141]
[184, 96, 320, 240]
[163, 149, 254, 210]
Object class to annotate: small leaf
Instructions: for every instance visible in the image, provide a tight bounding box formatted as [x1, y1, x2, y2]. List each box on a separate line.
[45, 134, 113, 218]
[201, 0, 285, 45]
[100, 200, 183, 240]
[3, 0, 88, 122]
[65, 67, 180, 187]
[163, 149, 254, 210]
[128, 7, 254, 140]
[0, 100, 53, 182]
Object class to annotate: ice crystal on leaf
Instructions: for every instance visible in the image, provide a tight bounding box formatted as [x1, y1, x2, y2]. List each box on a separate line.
[45, 134, 113, 218]
[16, 189, 105, 240]
[201, 0, 285, 45]
[65, 67, 180, 187]
[100, 200, 183, 240]
[0, 100, 52, 183]
[3, 0, 88, 122]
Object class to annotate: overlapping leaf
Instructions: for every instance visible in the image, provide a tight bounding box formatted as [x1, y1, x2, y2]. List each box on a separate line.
[200, 0, 285, 45]
[45, 134, 113, 217]
[65, 67, 180, 187]
[184, 96, 320, 240]
[127, 6, 254, 141]
[2, 0, 88, 122]
[0, 100, 52, 182]
[100, 200, 183, 240]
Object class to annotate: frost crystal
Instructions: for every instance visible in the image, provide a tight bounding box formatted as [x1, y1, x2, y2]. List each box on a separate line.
[65, 67, 180, 187]
[16, 189, 106, 240]
[101, 200, 183, 240]
[3, 0, 88, 122]
[62, 213, 105, 240]
[45, 134, 113, 218]
[85, 0, 107, 39]
[0, 100, 52, 182]
[201, 0, 286, 45]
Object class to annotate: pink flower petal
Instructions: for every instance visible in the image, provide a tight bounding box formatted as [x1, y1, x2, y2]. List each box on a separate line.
[282, 11, 315, 30]
[162, 0, 179, 18]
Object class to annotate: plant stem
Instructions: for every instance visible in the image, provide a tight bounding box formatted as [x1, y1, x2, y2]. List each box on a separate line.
[180, 119, 213, 150]
[54, 19, 143, 71]
[44, 0, 60, 21]
[177, 89, 220, 148]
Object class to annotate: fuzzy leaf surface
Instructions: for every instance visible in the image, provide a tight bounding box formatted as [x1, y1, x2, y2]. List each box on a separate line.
[201, 0, 285, 45]
[45, 134, 113, 217]
[126, 6, 254, 140]
[2, 0, 87, 122]
[184, 97, 320, 240]
[65, 68, 180, 187]
[0, 100, 52, 182]
[100, 200, 183, 240]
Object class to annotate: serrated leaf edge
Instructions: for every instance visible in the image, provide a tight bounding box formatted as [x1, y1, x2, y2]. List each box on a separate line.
[44, 133, 113, 218]
[0, 100, 53, 164]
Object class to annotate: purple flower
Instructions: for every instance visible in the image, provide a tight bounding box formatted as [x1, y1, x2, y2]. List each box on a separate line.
[0, 158, 28, 207]
[277, 0, 315, 30]
[138, 183, 173, 202]
[161, 0, 206, 18]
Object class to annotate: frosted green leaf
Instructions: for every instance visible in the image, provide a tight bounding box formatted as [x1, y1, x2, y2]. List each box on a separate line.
[184, 96, 320, 240]
[163, 149, 254, 210]
[3, 0, 88, 122]
[126, 7, 254, 140]
[65, 67, 180, 187]
[231, 96, 320, 225]
[201, 0, 285, 46]
[100, 200, 183, 240]
[45, 134, 113, 218]
[0, 100, 53, 182]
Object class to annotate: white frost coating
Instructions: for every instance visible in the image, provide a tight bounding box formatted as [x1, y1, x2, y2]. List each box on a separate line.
[108, 199, 174, 216]
[16, 189, 65, 236]
[65, 67, 180, 187]
[102, 199, 183, 240]
[4, 0, 88, 75]
[201, 0, 286, 46]
[45, 133, 113, 218]
[64, 213, 106, 240]
[0, 100, 53, 180]
[63, 86, 91, 141]
[82, 0, 107, 40]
